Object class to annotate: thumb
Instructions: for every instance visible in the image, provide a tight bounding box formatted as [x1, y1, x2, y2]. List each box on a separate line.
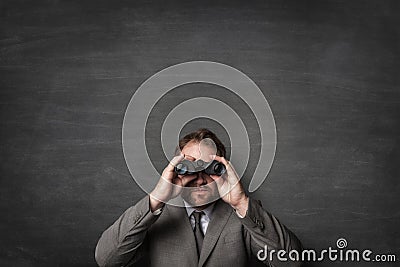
[210, 174, 225, 190]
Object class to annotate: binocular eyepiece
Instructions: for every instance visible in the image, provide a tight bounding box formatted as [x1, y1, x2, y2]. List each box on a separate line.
[174, 159, 226, 176]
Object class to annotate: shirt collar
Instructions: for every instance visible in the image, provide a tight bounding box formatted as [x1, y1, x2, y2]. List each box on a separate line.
[183, 200, 216, 220]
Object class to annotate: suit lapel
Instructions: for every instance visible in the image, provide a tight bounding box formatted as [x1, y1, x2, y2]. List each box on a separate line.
[199, 200, 233, 267]
[164, 200, 198, 263]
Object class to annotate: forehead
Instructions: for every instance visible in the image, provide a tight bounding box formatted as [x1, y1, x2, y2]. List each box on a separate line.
[181, 141, 216, 160]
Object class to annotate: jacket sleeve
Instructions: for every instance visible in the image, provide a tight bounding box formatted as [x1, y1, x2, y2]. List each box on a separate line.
[239, 198, 303, 267]
[94, 195, 160, 267]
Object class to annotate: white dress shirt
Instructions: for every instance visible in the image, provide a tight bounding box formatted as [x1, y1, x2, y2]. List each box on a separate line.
[184, 201, 215, 235]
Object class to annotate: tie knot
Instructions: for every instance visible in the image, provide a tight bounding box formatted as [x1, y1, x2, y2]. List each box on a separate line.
[192, 211, 203, 224]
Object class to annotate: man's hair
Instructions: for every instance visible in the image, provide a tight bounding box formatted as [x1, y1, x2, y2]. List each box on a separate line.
[177, 128, 226, 158]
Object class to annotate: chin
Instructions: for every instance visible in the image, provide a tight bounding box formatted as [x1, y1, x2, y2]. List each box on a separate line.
[188, 194, 214, 207]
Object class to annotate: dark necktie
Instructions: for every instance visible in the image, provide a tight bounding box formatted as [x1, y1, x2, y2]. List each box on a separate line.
[193, 211, 204, 258]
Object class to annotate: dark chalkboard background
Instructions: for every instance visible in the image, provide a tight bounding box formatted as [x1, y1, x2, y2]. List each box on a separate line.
[1, 0, 399, 266]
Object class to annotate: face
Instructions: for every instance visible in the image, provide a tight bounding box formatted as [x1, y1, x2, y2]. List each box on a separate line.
[180, 141, 219, 209]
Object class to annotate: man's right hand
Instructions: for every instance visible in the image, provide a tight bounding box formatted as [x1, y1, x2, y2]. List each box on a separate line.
[149, 154, 194, 212]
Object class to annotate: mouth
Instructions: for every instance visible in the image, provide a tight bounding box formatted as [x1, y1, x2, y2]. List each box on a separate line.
[190, 186, 210, 192]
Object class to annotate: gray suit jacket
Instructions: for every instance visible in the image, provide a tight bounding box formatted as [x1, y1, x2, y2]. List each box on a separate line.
[95, 196, 302, 267]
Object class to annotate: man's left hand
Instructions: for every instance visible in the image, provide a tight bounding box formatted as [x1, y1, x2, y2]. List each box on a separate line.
[210, 155, 249, 217]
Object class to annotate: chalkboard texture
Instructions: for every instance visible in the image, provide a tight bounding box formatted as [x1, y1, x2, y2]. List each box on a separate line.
[0, 0, 399, 266]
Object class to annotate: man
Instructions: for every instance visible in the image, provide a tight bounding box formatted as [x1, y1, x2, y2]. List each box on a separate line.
[95, 128, 302, 267]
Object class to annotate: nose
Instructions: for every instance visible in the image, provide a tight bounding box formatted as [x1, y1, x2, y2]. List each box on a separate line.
[193, 172, 207, 186]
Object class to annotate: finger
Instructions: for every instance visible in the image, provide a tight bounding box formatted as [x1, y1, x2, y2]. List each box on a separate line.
[212, 155, 239, 184]
[209, 173, 227, 181]
[210, 175, 231, 198]
[211, 155, 229, 166]
[171, 177, 183, 196]
[211, 155, 233, 174]
[210, 174, 224, 185]
[165, 154, 185, 172]
[172, 177, 183, 187]
[180, 174, 198, 187]
[209, 175, 228, 195]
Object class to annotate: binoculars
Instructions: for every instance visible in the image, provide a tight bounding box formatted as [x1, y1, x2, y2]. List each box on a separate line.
[174, 159, 226, 176]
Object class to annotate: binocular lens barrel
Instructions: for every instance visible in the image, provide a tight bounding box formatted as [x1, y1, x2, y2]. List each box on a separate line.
[174, 160, 226, 176]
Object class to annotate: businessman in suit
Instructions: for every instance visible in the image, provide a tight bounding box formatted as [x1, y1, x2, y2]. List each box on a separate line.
[95, 128, 303, 267]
